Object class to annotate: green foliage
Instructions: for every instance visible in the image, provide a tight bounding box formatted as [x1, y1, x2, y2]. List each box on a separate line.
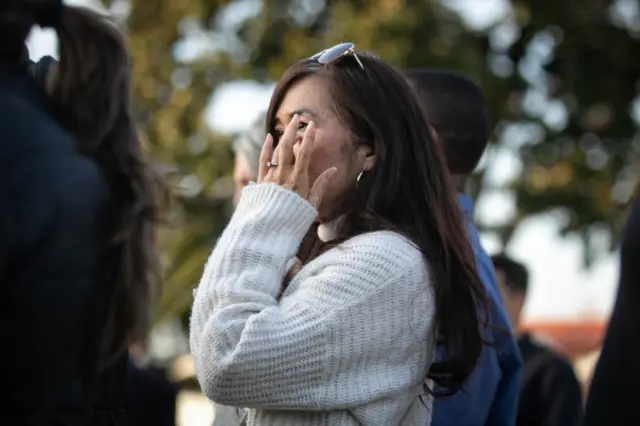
[118, 0, 640, 322]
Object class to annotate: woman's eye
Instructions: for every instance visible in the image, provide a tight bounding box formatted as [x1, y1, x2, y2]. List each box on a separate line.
[272, 123, 306, 145]
[273, 129, 284, 144]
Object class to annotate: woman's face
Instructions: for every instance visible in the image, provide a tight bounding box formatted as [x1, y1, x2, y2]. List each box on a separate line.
[273, 76, 374, 222]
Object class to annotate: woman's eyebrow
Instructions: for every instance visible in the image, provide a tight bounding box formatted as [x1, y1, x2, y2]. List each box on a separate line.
[274, 108, 318, 126]
[288, 108, 317, 118]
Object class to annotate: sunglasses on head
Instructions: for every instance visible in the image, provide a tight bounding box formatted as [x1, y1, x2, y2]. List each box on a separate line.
[310, 42, 365, 70]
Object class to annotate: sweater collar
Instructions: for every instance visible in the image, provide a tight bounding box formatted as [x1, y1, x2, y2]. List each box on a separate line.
[317, 215, 345, 242]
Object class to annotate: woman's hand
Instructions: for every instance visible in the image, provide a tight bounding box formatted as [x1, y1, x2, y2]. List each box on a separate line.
[258, 114, 336, 209]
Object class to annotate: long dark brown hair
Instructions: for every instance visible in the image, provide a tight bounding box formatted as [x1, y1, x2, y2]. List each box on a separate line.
[266, 52, 489, 395]
[0, 1, 163, 369]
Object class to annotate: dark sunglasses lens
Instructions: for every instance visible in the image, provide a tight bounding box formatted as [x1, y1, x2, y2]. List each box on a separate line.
[318, 42, 355, 64]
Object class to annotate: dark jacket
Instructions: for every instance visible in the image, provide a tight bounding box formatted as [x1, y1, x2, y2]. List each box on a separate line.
[516, 334, 583, 426]
[0, 60, 125, 425]
[127, 358, 179, 426]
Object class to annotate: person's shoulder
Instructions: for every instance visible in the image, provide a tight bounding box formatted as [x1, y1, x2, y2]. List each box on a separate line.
[526, 335, 577, 377]
[335, 230, 428, 283]
[533, 346, 581, 394]
[0, 77, 63, 136]
[342, 230, 422, 259]
[0, 83, 105, 187]
[0, 88, 109, 240]
[545, 350, 578, 378]
[319, 230, 435, 333]
[0, 85, 79, 172]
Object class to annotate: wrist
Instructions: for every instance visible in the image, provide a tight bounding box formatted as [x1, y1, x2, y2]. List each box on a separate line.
[234, 183, 317, 239]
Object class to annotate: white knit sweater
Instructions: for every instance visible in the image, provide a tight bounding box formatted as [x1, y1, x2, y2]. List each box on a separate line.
[190, 183, 437, 425]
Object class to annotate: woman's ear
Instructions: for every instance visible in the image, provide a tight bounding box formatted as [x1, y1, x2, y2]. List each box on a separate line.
[357, 145, 376, 172]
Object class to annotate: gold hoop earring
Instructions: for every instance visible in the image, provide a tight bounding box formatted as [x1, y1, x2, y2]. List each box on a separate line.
[356, 171, 364, 189]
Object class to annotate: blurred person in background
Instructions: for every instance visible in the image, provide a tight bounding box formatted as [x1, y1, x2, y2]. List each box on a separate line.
[407, 69, 522, 426]
[127, 340, 179, 426]
[0, 1, 162, 425]
[492, 254, 583, 426]
[212, 113, 269, 426]
[231, 112, 267, 206]
[190, 43, 489, 425]
[583, 194, 640, 426]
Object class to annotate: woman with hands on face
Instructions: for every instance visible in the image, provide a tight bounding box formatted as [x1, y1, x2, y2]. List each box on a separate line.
[259, 115, 336, 211]
[190, 43, 488, 426]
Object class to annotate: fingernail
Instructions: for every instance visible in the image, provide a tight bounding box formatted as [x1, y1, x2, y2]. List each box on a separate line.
[264, 133, 272, 145]
[306, 121, 315, 133]
[309, 196, 320, 209]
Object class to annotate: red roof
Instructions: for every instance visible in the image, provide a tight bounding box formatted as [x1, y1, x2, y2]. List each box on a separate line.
[522, 319, 608, 359]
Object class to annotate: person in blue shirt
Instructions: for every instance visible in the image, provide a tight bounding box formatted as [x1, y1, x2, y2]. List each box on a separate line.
[406, 69, 523, 426]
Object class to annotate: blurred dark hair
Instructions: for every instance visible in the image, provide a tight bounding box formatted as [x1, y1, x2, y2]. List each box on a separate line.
[492, 253, 529, 294]
[0, 1, 164, 369]
[266, 52, 489, 395]
[406, 69, 491, 176]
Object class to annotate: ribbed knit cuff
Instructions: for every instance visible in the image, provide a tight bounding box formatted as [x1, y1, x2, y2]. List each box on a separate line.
[235, 183, 318, 239]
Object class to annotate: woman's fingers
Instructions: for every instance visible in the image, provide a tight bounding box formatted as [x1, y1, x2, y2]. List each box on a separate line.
[289, 121, 315, 189]
[293, 121, 315, 179]
[259, 116, 324, 205]
[308, 167, 337, 209]
[277, 114, 299, 172]
[257, 133, 274, 182]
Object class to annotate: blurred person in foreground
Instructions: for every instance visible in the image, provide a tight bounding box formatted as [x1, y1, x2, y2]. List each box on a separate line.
[211, 114, 268, 426]
[0, 1, 163, 425]
[190, 43, 489, 425]
[232, 112, 267, 206]
[583, 194, 640, 426]
[492, 254, 583, 426]
[407, 69, 522, 426]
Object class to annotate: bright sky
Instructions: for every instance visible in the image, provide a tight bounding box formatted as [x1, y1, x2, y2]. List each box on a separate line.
[27, 0, 620, 322]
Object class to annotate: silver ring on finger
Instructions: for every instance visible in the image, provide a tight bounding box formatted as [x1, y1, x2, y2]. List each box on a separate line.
[267, 160, 279, 168]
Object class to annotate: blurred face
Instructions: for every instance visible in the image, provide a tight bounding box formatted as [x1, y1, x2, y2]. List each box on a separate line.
[273, 76, 374, 222]
[495, 269, 526, 333]
[233, 153, 254, 207]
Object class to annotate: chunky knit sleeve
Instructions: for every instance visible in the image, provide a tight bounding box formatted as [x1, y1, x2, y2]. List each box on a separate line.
[189, 183, 435, 411]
